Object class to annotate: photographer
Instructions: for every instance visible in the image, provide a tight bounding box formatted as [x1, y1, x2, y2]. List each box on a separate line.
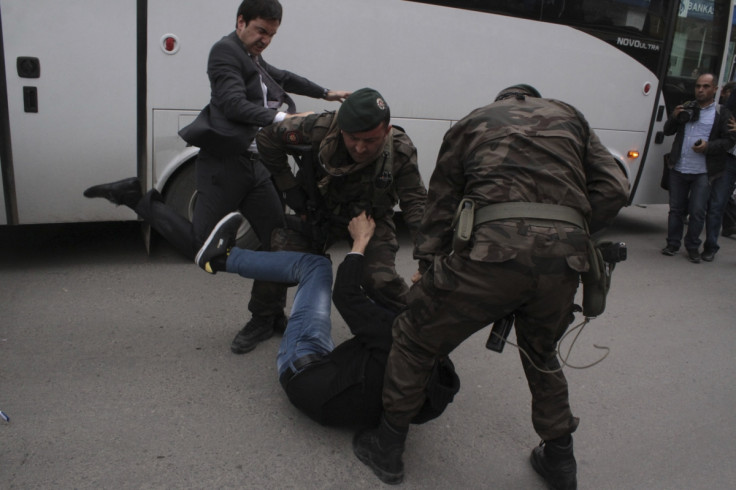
[661, 73, 736, 262]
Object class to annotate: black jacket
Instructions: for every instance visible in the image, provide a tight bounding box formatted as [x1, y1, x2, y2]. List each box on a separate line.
[663, 102, 736, 180]
[283, 253, 459, 428]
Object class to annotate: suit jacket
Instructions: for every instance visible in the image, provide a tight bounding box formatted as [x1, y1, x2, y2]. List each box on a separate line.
[179, 31, 326, 156]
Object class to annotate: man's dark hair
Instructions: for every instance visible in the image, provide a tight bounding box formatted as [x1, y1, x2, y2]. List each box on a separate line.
[237, 0, 283, 25]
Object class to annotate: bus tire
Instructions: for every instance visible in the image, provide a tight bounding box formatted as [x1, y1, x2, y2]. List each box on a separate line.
[162, 159, 261, 250]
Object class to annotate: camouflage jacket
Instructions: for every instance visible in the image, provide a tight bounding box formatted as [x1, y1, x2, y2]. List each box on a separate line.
[415, 96, 629, 271]
[256, 111, 427, 238]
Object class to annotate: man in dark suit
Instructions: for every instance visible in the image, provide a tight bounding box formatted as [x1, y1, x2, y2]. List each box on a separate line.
[83, 0, 349, 352]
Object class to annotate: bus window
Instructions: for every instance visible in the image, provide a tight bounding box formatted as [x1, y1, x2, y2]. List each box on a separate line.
[662, 0, 731, 114]
[408, 0, 664, 35]
[408, 1, 667, 71]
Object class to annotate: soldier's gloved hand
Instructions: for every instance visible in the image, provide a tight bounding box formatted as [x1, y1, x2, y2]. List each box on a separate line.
[284, 187, 308, 213]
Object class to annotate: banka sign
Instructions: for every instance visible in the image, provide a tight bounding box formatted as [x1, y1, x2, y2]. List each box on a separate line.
[679, 0, 715, 20]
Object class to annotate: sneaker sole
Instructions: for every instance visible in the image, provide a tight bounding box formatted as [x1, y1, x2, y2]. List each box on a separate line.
[195, 211, 243, 267]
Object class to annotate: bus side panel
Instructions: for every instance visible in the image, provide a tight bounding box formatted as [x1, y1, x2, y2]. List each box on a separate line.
[0, 154, 6, 224]
[632, 99, 670, 205]
[1, 0, 138, 223]
[146, 0, 231, 190]
[146, 0, 657, 201]
[390, 118, 451, 186]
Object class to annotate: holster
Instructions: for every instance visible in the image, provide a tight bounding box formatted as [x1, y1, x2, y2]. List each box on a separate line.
[451, 198, 475, 253]
[580, 240, 614, 317]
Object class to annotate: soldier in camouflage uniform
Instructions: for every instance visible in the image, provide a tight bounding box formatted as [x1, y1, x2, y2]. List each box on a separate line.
[241, 88, 425, 344]
[353, 85, 629, 488]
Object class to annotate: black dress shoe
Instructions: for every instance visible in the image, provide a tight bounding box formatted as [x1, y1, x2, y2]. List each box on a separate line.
[83, 177, 142, 207]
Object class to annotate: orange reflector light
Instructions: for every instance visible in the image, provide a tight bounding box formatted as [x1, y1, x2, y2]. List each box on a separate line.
[627, 150, 640, 159]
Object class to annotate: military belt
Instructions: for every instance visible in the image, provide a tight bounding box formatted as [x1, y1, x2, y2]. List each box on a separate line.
[474, 202, 586, 230]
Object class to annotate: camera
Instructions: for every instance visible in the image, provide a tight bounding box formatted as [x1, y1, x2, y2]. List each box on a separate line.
[599, 241, 627, 264]
[676, 101, 700, 123]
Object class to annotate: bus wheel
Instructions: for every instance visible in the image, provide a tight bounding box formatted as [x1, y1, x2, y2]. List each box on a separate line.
[162, 159, 261, 250]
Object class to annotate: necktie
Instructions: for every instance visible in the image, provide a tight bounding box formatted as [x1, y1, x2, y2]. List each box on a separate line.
[253, 56, 296, 114]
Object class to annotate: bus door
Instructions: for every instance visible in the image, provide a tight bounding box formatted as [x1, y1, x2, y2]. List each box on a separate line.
[634, 0, 732, 204]
[0, 0, 138, 224]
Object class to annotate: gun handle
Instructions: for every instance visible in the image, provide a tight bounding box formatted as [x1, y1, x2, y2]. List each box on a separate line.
[486, 314, 514, 353]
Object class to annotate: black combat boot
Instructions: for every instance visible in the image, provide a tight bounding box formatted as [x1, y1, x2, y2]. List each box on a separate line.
[353, 416, 408, 485]
[230, 315, 275, 354]
[530, 435, 577, 490]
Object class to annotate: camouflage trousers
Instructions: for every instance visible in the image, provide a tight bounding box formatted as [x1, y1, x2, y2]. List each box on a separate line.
[254, 215, 409, 315]
[383, 225, 584, 441]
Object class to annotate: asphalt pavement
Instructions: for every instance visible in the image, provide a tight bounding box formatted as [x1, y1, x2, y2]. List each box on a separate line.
[1, 204, 735, 489]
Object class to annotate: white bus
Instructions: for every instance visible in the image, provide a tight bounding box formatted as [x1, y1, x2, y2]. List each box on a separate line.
[1, 0, 735, 232]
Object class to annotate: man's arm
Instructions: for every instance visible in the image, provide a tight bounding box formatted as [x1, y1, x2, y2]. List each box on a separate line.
[256, 114, 318, 191]
[705, 107, 736, 154]
[392, 131, 428, 242]
[260, 57, 339, 100]
[208, 35, 348, 127]
[413, 126, 468, 273]
[663, 106, 684, 136]
[332, 213, 394, 350]
[348, 211, 375, 255]
[583, 124, 629, 233]
[207, 37, 278, 127]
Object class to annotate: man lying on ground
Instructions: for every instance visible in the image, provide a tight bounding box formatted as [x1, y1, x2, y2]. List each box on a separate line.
[195, 211, 459, 427]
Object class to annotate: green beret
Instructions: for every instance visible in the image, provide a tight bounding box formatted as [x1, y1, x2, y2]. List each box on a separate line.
[337, 88, 390, 133]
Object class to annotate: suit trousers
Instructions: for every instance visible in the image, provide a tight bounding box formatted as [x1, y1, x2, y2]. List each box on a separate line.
[136, 149, 287, 316]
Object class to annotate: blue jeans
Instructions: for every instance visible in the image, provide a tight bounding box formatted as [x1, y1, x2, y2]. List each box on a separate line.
[667, 170, 710, 251]
[226, 249, 334, 377]
[705, 154, 736, 252]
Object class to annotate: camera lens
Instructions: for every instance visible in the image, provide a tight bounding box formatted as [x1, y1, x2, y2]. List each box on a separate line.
[676, 110, 692, 123]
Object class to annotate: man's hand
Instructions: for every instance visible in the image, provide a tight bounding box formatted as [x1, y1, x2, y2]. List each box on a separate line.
[324, 90, 351, 103]
[693, 139, 708, 153]
[411, 271, 422, 283]
[729, 116, 736, 133]
[348, 211, 375, 254]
